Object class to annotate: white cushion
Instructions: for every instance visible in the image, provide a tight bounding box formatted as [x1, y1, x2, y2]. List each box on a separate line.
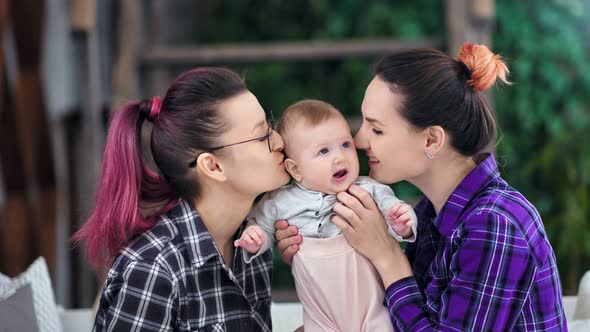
[563, 296, 578, 321]
[574, 271, 590, 320]
[58, 307, 94, 332]
[568, 319, 590, 331]
[0, 257, 63, 332]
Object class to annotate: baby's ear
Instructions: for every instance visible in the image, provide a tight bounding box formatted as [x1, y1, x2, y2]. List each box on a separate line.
[284, 158, 302, 182]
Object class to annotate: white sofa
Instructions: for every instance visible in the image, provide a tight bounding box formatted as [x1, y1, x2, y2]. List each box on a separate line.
[4, 258, 588, 331]
[58, 302, 304, 332]
[60, 296, 585, 332]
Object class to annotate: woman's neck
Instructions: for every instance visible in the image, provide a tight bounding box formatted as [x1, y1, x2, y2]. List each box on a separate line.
[194, 187, 254, 266]
[412, 153, 477, 214]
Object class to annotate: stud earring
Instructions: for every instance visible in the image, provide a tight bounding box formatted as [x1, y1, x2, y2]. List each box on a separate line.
[425, 151, 433, 159]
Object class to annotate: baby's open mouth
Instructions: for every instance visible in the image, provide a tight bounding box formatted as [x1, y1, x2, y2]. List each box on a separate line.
[333, 169, 348, 180]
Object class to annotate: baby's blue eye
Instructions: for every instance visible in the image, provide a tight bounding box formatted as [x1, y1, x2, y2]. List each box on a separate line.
[342, 142, 350, 148]
[320, 148, 329, 155]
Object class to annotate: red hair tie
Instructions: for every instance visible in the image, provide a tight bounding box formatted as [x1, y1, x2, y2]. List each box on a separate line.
[149, 96, 162, 121]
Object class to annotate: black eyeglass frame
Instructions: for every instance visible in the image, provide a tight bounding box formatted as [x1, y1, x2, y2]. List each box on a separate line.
[188, 112, 275, 168]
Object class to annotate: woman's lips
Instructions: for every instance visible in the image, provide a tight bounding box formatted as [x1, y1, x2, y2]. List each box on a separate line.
[368, 157, 380, 167]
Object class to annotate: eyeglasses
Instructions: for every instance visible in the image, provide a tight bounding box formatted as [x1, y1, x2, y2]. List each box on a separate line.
[188, 112, 276, 168]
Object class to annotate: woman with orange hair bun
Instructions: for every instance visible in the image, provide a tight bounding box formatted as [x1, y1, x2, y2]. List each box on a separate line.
[276, 43, 567, 331]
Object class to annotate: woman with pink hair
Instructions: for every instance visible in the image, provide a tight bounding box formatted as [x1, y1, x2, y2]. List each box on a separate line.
[276, 43, 567, 331]
[75, 67, 289, 331]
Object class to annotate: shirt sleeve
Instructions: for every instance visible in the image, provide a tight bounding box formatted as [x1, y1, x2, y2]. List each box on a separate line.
[98, 260, 178, 332]
[385, 213, 537, 331]
[360, 180, 418, 242]
[242, 192, 277, 263]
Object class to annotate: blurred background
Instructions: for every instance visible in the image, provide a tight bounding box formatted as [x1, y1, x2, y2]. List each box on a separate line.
[0, 0, 588, 309]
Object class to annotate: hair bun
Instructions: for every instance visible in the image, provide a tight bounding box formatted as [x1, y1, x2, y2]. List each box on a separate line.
[139, 97, 162, 122]
[457, 42, 511, 91]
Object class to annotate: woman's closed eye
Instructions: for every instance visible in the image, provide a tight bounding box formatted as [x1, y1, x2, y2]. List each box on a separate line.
[372, 128, 383, 135]
[257, 125, 272, 141]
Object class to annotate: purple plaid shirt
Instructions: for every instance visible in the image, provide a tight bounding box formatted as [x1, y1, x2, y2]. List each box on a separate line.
[386, 154, 567, 331]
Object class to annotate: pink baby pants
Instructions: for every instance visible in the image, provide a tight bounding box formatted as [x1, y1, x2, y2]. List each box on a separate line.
[291, 235, 394, 332]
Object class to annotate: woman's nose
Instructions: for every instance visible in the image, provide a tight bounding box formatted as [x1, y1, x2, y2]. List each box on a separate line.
[354, 126, 367, 149]
[272, 130, 284, 152]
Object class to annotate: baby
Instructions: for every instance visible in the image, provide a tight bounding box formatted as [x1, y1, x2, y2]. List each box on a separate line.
[235, 100, 418, 331]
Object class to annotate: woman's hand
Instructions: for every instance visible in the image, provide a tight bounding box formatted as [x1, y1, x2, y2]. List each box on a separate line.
[331, 184, 413, 287]
[274, 219, 302, 265]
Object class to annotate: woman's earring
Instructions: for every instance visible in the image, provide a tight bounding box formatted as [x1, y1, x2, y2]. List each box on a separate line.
[425, 151, 433, 160]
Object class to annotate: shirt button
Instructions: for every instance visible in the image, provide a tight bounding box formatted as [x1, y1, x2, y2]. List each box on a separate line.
[315, 211, 320, 216]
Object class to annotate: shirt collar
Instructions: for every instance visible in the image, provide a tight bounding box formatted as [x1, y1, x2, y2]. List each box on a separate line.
[434, 153, 500, 237]
[166, 200, 221, 268]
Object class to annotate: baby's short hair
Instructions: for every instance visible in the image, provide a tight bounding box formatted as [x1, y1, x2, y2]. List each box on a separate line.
[277, 99, 344, 137]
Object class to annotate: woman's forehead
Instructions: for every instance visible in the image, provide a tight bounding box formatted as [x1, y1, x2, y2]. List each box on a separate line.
[220, 91, 266, 132]
[362, 77, 405, 124]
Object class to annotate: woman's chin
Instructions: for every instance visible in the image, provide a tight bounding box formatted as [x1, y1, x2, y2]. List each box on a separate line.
[256, 171, 290, 195]
[369, 169, 392, 184]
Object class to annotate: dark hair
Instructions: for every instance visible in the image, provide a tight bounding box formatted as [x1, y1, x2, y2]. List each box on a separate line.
[151, 68, 247, 199]
[375, 42, 510, 157]
[74, 67, 247, 267]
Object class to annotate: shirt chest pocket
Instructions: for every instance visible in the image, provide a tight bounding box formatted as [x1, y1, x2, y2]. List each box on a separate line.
[425, 279, 446, 314]
[424, 255, 451, 313]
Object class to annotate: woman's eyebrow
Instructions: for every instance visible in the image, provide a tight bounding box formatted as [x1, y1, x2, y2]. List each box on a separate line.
[365, 117, 384, 126]
[251, 120, 266, 133]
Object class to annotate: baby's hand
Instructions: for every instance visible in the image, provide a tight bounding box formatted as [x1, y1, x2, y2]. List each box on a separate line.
[234, 225, 268, 254]
[386, 202, 415, 238]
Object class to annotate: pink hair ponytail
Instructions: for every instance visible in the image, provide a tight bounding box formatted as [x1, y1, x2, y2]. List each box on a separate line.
[73, 102, 178, 268]
[74, 67, 249, 268]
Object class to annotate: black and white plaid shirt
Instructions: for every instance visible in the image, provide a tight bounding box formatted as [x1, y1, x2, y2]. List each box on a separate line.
[93, 200, 273, 331]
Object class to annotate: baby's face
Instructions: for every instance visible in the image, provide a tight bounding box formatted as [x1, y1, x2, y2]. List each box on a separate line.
[286, 117, 360, 195]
